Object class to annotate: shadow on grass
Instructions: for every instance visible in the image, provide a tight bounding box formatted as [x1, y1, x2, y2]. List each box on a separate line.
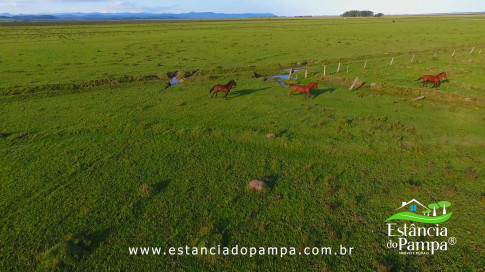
[131, 180, 171, 218]
[436, 79, 450, 87]
[260, 174, 278, 190]
[352, 82, 367, 91]
[84, 228, 111, 252]
[153, 180, 171, 193]
[229, 87, 270, 98]
[0, 132, 12, 138]
[216, 220, 233, 247]
[312, 87, 335, 99]
[39, 228, 111, 270]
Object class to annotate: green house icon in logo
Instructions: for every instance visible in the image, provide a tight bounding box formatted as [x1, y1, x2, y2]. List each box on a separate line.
[386, 199, 452, 223]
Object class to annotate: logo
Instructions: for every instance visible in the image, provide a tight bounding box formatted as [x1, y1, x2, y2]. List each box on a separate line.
[386, 199, 452, 223]
[385, 199, 455, 255]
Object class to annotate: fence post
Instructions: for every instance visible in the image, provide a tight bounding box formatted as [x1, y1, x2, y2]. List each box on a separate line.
[364, 59, 368, 69]
[288, 68, 293, 80]
[305, 66, 308, 79]
[337, 62, 341, 73]
[390, 57, 394, 66]
[349, 77, 359, 90]
[323, 65, 326, 76]
[470, 47, 475, 55]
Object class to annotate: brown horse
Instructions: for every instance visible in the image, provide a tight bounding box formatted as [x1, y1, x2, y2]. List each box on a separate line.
[210, 80, 236, 98]
[416, 72, 448, 88]
[288, 82, 318, 98]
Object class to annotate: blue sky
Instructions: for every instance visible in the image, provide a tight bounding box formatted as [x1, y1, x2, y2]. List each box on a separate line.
[1, 0, 484, 15]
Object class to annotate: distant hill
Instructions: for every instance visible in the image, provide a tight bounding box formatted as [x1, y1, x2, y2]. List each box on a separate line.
[0, 12, 277, 21]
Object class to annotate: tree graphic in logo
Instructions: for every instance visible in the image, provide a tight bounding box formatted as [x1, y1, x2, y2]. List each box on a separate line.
[386, 199, 452, 223]
[438, 201, 451, 215]
[428, 203, 440, 217]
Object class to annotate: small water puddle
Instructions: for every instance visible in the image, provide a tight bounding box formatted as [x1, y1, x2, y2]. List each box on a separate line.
[267, 75, 298, 86]
[283, 67, 305, 72]
[165, 69, 200, 89]
[169, 77, 179, 86]
[265, 67, 306, 85]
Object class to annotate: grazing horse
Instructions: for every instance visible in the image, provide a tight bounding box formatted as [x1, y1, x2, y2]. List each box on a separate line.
[288, 82, 318, 98]
[416, 72, 448, 88]
[209, 80, 237, 98]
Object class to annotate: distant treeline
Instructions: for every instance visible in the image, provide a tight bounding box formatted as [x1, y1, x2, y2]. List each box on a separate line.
[341, 10, 384, 17]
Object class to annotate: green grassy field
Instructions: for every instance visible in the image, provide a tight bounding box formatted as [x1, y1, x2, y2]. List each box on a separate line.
[1, 16, 484, 271]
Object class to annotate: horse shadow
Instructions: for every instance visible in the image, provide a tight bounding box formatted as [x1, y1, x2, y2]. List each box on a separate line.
[312, 87, 335, 99]
[440, 79, 450, 85]
[229, 87, 270, 98]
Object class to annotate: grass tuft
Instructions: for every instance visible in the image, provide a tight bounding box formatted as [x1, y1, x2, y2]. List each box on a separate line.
[140, 184, 152, 197]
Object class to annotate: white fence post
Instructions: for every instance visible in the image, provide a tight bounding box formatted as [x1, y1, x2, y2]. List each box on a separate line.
[349, 77, 359, 90]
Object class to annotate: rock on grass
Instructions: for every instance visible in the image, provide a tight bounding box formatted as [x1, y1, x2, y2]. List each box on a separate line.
[248, 179, 266, 191]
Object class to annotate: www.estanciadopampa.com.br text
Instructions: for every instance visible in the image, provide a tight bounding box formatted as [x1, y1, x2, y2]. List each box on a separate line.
[129, 245, 354, 257]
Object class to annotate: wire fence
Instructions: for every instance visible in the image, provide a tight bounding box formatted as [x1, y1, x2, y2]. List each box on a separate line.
[285, 44, 484, 79]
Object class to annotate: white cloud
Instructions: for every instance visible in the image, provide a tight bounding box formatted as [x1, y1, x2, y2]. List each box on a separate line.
[110, 1, 136, 11]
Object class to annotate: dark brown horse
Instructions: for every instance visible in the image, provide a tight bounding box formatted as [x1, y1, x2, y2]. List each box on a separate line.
[416, 72, 448, 88]
[288, 82, 318, 98]
[210, 80, 236, 98]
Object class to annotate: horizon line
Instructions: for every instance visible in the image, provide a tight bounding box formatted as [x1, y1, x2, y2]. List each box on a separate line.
[2, 11, 485, 17]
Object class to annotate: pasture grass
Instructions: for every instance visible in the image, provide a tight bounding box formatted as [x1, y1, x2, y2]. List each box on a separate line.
[0, 15, 484, 271]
